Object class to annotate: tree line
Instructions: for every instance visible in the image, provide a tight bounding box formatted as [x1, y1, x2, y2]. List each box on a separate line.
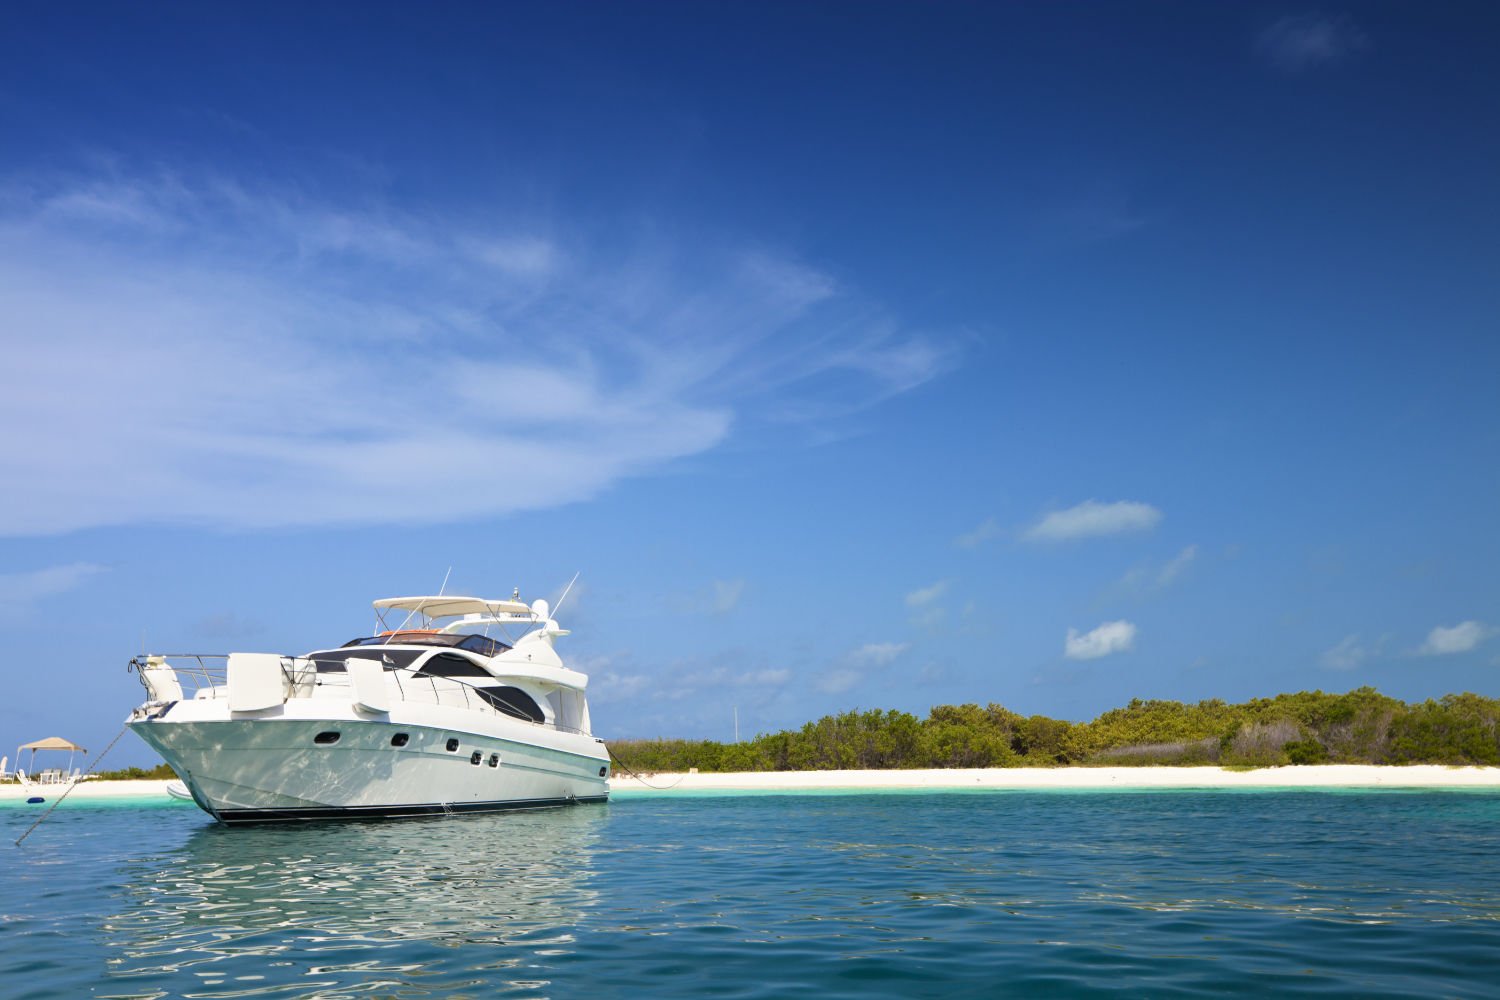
[607, 688, 1500, 772]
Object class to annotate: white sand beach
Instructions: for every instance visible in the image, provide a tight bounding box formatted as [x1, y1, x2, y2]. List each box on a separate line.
[6, 767, 1498, 805]
[608, 765, 1500, 792]
[0, 780, 175, 802]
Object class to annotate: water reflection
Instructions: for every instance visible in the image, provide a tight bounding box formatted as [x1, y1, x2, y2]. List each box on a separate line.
[102, 808, 605, 997]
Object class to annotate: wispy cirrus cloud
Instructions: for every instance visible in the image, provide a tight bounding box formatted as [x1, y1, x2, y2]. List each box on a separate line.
[954, 516, 1000, 550]
[1320, 634, 1368, 670]
[0, 165, 956, 536]
[816, 641, 910, 694]
[905, 580, 951, 608]
[1257, 13, 1369, 75]
[905, 580, 954, 629]
[0, 562, 107, 604]
[1063, 620, 1136, 660]
[1025, 500, 1162, 543]
[1109, 545, 1198, 600]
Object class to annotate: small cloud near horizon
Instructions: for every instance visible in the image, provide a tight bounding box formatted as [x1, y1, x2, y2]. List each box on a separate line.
[1064, 620, 1136, 660]
[1025, 500, 1162, 543]
[1418, 621, 1497, 656]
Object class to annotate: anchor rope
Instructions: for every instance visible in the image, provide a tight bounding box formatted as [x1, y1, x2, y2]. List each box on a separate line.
[15, 725, 130, 847]
[605, 745, 686, 791]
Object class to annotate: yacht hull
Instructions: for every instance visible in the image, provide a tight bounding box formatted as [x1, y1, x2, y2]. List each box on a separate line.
[129, 708, 610, 824]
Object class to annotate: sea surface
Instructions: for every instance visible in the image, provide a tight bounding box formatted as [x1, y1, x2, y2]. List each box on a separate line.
[3, 788, 1499, 998]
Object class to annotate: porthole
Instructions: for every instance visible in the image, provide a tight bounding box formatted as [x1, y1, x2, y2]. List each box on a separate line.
[470, 751, 482, 765]
[598, 766, 608, 777]
[488, 753, 500, 768]
[390, 733, 409, 747]
[446, 738, 459, 752]
[314, 731, 341, 745]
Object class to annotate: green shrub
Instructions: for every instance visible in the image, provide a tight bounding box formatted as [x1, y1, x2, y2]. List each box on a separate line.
[606, 689, 1500, 772]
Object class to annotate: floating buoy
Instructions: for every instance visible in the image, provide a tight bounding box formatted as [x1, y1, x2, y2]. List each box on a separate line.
[26, 796, 45, 804]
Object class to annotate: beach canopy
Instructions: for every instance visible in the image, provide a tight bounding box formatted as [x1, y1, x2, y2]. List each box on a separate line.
[18, 737, 86, 752]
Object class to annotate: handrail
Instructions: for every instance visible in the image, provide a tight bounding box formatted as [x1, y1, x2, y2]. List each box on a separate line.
[128, 653, 593, 736]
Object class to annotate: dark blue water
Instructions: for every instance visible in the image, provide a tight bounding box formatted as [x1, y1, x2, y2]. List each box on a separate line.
[4, 788, 1499, 998]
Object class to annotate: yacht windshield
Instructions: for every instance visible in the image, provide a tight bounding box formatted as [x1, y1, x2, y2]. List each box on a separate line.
[342, 632, 511, 657]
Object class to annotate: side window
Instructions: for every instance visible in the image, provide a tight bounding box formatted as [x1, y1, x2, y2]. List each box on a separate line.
[418, 653, 491, 679]
[481, 686, 546, 723]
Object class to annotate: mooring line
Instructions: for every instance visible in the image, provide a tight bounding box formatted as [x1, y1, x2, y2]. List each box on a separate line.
[14, 726, 129, 847]
[606, 746, 686, 791]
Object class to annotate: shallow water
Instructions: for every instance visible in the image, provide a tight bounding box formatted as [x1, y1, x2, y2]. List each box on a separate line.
[3, 789, 1499, 998]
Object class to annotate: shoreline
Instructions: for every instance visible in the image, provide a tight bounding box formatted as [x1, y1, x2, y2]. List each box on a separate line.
[5, 765, 1499, 805]
[0, 780, 175, 802]
[608, 764, 1500, 792]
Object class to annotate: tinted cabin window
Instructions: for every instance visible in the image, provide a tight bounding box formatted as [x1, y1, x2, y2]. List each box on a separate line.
[314, 731, 340, 744]
[480, 686, 546, 723]
[416, 653, 492, 679]
[458, 634, 508, 657]
[390, 733, 409, 747]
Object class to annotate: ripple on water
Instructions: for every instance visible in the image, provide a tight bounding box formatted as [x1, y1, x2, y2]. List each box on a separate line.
[3, 789, 1500, 998]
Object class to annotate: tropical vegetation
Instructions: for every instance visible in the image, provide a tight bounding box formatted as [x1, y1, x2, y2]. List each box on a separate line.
[607, 688, 1500, 772]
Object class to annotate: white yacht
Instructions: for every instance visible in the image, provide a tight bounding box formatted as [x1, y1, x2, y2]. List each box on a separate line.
[127, 594, 610, 823]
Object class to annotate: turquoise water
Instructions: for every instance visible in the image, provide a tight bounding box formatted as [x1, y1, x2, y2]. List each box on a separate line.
[4, 789, 1499, 997]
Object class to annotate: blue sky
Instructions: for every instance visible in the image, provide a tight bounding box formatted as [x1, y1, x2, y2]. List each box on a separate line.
[2, 3, 1497, 767]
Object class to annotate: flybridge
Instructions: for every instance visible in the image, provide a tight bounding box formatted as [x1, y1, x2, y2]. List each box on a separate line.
[371, 594, 569, 639]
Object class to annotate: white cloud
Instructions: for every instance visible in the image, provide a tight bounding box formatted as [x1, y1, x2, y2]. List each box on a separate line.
[0, 562, 107, 603]
[1320, 634, 1367, 671]
[0, 166, 955, 536]
[905, 580, 951, 608]
[1257, 13, 1369, 75]
[1418, 621, 1498, 656]
[954, 516, 1000, 550]
[1063, 620, 1136, 660]
[1025, 500, 1162, 542]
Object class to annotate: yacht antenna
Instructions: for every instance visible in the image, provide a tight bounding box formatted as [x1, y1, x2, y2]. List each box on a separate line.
[388, 567, 454, 640]
[552, 572, 581, 620]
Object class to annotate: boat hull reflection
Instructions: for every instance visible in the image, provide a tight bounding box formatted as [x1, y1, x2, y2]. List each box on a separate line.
[103, 807, 606, 993]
